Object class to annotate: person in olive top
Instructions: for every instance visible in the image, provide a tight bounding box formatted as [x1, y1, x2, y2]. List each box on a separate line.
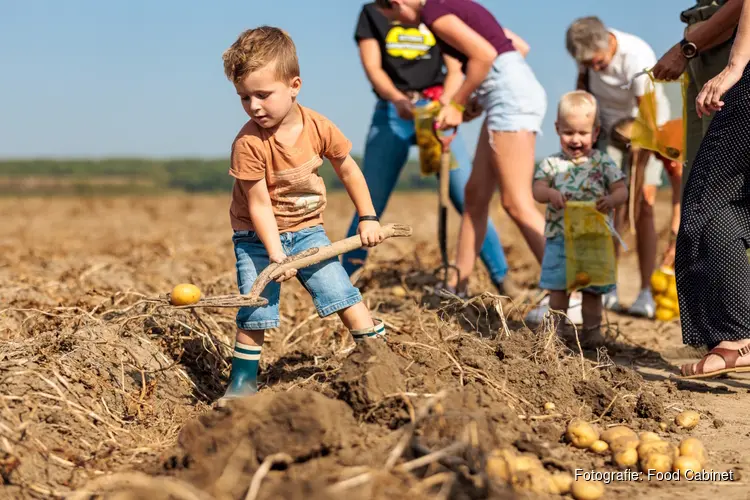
[341, 2, 512, 297]
[653, 0, 742, 193]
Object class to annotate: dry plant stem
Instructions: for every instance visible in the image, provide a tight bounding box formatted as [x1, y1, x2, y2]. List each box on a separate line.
[329, 440, 466, 494]
[396, 440, 467, 472]
[384, 391, 447, 470]
[590, 393, 620, 424]
[518, 413, 564, 421]
[213, 439, 255, 498]
[69, 472, 213, 500]
[245, 453, 293, 500]
[554, 310, 587, 380]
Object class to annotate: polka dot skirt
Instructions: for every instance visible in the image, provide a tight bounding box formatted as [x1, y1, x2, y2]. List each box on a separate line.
[675, 65, 750, 348]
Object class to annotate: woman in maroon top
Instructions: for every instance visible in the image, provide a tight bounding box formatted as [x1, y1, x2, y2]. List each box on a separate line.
[376, 0, 547, 297]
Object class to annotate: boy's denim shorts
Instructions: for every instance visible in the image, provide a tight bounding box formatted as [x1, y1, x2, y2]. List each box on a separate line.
[233, 225, 362, 330]
[475, 51, 547, 134]
[539, 236, 615, 295]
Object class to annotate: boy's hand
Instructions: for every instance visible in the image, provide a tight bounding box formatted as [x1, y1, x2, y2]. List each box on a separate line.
[358, 220, 383, 247]
[269, 251, 297, 282]
[596, 195, 615, 213]
[436, 102, 464, 129]
[548, 189, 567, 210]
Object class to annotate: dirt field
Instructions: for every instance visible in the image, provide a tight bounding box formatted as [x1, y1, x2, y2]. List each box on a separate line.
[2, 191, 749, 499]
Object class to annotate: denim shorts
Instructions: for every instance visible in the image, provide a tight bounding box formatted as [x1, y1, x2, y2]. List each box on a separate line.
[233, 225, 362, 330]
[539, 236, 615, 295]
[475, 51, 547, 134]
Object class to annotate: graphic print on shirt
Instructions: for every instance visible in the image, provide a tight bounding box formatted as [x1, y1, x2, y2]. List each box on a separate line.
[384, 23, 436, 60]
[269, 154, 327, 230]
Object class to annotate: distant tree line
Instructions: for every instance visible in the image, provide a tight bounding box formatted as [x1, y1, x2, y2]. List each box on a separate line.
[0, 157, 439, 195]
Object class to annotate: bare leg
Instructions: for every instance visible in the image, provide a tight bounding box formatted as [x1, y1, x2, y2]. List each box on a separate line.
[548, 290, 570, 332]
[636, 185, 658, 290]
[491, 129, 546, 261]
[454, 125, 498, 290]
[237, 328, 263, 347]
[661, 162, 683, 267]
[337, 302, 374, 331]
[581, 292, 603, 331]
[454, 125, 545, 290]
[581, 292, 605, 347]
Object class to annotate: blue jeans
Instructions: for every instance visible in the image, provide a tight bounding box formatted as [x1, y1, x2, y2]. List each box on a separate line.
[342, 98, 508, 283]
[234, 225, 362, 330]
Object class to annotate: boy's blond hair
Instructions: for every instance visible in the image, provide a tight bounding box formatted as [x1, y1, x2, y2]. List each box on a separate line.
[557, 90, 600, 128]
[223, 26, 300, 84]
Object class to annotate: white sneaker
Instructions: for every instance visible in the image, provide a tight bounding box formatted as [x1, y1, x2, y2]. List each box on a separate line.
[525, 292, 583, 325]
[628, 289, 656, 319]
[602, 289, 620, 311]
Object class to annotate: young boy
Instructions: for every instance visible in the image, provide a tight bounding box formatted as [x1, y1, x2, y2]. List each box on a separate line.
[532, 91, 628, 344]
[220, 26, 386, 401]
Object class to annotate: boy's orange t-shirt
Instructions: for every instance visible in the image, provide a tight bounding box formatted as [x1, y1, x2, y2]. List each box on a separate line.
[228, 104, 352, 233]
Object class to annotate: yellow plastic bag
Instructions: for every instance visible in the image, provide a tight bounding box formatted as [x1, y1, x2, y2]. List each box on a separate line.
[414, 101, 457, 176]
[630, 70, 687, 163]
[563, 201, 618, 292]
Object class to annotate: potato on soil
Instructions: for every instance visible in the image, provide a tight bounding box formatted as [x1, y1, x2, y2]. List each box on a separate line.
[543, 402, 556, 411]
[674, 456, 703, 477]
[601, 425, 636, 445]
[566, 419, 599, 449]
[589, 440, 609, 454]
[571, 479, 605, 500]
[675, 410, 700, 429]
[659, 422, 669, 431]
[170, 283, 201, 305]
[551, 472, 573, 494]
[486, 449, 513, 482]
[640, 453, 672, 474]
[486, 449, 557, 494]
[679, 438, 707, 465]
[614, 448, 638, 468]
[637, 440, 672, 460]
[610, 435, 639, 453]
[639, 431, 661, 443]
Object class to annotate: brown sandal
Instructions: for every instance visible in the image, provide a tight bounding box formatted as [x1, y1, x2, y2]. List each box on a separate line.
[680, 345, 750, 379]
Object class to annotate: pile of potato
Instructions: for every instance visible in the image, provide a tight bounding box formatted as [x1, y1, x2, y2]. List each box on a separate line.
[650, 266, 680, 322]
[485, 406, 705, 498]
[565, 412, 707, 476]
[485, 448, 581, 497]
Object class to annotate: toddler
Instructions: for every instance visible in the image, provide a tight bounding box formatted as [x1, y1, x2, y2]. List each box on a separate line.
[220, 26, 386, 401]
[532, 91, 628, 343]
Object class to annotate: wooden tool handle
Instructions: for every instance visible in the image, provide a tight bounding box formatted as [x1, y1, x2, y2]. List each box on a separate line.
[439, 151, 450, 206]
[247, 223, 412, 297]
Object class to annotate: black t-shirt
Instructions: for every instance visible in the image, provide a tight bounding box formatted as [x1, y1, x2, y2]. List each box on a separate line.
[355, 3, 445, 94]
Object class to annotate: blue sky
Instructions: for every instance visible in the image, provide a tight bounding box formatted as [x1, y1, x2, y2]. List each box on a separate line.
[1, 0, 689, 159]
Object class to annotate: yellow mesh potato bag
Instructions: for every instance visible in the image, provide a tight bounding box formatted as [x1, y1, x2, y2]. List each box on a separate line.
[563, 201, 618, 292]
[630, 70, 687, 163]
[414, 101, 457, 176]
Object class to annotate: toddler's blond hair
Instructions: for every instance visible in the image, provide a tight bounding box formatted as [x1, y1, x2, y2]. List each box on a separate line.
[223, 26, 300, 84]
[557, 90, 600, 128]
